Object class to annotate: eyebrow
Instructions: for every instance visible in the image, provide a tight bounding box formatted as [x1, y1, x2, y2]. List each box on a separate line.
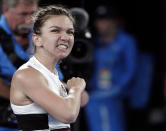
[49, 26, 74, 31]
[18, 11, 35, 15]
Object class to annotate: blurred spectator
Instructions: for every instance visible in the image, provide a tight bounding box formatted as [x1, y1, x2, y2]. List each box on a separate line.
[0, 0, 38, 130]
[85, 5, 138, 131]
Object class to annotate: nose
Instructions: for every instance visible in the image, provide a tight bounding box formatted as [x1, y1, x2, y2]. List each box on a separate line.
[22, 13, 33, 25]
[25, 15, 32, 25]
[60, 32, 70, 42]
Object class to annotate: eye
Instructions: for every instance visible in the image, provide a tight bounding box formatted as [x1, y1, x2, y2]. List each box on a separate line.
[67, 30, 75, 35]
[51, 29, 59, 33]
[18, 12, 29, 17]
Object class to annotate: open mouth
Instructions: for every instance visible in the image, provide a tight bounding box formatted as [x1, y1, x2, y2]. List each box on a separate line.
[57, 44, 68, 50]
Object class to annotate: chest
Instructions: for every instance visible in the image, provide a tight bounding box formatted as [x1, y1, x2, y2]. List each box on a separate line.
[95, 44, 125, 68]
[47, 75, 68, 97]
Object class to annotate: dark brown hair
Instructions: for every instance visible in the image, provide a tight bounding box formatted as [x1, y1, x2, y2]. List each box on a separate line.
[32, 5, 75, 35]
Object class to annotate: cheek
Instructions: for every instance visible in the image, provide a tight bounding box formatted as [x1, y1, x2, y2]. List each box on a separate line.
[43, 36, 56, 45]
[70, 37, 74, 47]
[14, 18, 24, 28]
[14, 15, 23, 23]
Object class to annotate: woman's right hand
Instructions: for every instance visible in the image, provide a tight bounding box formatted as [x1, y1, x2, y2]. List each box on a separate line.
[67, 77, 86, 92]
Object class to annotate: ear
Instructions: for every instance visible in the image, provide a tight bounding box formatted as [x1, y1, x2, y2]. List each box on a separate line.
[32, 34, 42, 47]
[2, 5, 9, 14]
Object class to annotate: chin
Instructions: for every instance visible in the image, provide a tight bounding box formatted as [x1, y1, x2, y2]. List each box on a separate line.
[58, 54, 69, 60]
[54, 50, 71, 60]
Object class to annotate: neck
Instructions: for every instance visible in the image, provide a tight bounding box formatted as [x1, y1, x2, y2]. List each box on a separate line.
[34, 53, 58, 74]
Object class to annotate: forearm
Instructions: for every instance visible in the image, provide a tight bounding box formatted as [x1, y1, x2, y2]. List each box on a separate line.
[0, 78, 10, 99]
[40, 88, 83, 124]
[48, 77, 85, 123]
[57, 88, 88, 123]
[64, 88, 82, 123]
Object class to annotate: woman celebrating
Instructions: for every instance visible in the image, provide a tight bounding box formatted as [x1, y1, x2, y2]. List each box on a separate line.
[10, 5, 88, 131]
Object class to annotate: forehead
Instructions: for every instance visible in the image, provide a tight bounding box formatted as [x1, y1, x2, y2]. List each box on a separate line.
[43, 15, 74, 29]
[13, 1, 37, 12]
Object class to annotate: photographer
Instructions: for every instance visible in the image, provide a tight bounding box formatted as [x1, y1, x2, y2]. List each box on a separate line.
[0, 0, 38, 130]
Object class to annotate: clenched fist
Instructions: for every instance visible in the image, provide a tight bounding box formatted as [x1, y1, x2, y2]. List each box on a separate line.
[67, 77, 86, 92]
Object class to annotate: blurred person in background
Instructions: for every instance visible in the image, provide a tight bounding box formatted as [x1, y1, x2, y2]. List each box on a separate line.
[85, 5, 138, 131]
[0, 0, 39, 130]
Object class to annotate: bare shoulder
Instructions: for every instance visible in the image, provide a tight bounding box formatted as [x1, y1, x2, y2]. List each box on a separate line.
[10, 67, 48, 105]
[12, 67, 48, 92]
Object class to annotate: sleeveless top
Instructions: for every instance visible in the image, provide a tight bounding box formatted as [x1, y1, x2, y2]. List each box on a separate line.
[10, 56, 70, 131]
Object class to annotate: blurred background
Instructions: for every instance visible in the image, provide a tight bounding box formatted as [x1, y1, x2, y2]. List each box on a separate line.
[0, 0, 165, 131]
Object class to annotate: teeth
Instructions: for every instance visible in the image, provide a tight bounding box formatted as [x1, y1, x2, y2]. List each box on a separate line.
[57, 45, 68, 49]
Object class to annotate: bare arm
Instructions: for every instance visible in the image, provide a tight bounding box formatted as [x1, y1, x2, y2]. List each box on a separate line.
[11, 68, 85, 124]
[0, 78, 10, 99]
